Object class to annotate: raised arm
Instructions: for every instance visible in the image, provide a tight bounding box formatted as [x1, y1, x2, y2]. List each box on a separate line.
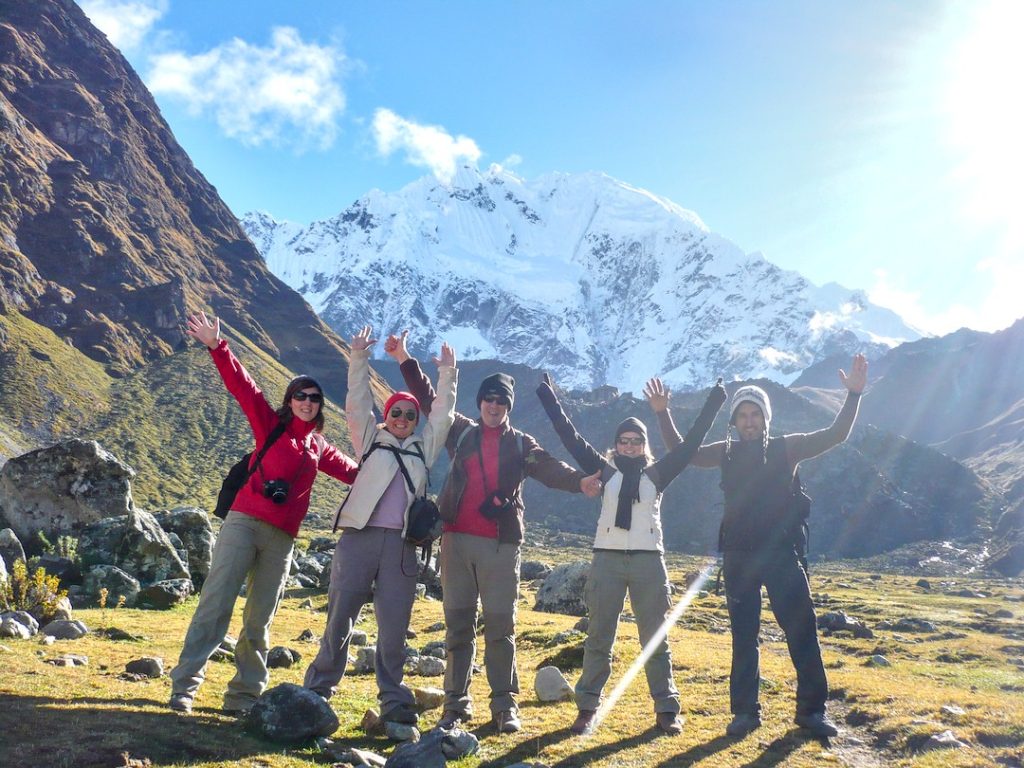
[420, 342, 458, 469]
[346, 325, 379, 459]
[520, 432, 595, 495]
[646, 378, 684, 451]
[187, 311, 277, 441]
[785, 353, 867, 466]
[535, 373, 608, 475]
[647, 379, 727, 490]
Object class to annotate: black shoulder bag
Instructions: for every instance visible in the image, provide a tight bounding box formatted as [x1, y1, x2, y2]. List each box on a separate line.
[390, 444, 442, 547]
[213, 421, 288, 519]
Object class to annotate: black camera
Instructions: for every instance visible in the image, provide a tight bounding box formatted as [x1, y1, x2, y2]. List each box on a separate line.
[263, 479, 290, 505]
[479, 492, 513, 520]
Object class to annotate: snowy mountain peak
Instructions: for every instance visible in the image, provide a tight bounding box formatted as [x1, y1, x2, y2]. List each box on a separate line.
[241, 167, 921, 392]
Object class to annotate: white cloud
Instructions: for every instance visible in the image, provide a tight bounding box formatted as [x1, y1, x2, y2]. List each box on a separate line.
[868, 265, 1021, 336]
[372, 108, 481, 183]
[78, 0, 168, 51]
[147, 27, 346, 151]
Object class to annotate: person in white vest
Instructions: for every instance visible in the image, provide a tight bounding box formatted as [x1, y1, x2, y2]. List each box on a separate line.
[535, 373, 726, 736]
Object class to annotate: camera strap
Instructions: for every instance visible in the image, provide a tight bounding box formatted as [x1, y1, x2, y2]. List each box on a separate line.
[248, 420, 288, 484]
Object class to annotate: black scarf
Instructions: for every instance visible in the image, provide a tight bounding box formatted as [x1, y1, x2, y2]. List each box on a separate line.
[612, 454, 647, 530]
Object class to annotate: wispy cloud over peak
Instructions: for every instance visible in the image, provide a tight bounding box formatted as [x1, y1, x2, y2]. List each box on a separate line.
[372, 108, 482, 184]
[79, 0, 168, 51]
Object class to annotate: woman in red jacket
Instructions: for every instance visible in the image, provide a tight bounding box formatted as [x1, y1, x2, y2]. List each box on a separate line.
[169, 312, 358, 715]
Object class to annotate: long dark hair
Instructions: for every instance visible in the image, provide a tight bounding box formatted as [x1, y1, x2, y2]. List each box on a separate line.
[276, 375, 325, 432]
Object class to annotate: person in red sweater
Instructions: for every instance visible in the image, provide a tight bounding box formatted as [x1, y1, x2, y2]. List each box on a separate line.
[169, 312, 358, 715]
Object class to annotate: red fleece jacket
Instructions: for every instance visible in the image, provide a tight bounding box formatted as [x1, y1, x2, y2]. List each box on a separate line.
[211, 340, 358, 537]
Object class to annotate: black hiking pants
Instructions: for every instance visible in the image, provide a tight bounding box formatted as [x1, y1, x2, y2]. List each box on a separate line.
[723, 549, 827, 717]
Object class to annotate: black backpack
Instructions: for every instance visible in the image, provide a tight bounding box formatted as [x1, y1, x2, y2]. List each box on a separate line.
[213, 421, 288, 519]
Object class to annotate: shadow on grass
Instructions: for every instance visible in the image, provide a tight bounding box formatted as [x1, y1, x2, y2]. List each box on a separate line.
[736, 729, 807, 768]
[478, 725, 662, 768]
[654, 733, 735, 767]
[0, 692, 353, 768]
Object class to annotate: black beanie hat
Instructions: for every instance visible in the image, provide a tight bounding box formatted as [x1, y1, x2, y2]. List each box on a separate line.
[615, 417, 648, 441]
[477, 372, 515, 411]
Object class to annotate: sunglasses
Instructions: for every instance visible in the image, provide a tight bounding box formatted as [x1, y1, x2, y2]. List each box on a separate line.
[292, 391, 323, 403]
[389, 407, 418, 421]
[482, 394, 510, 406]
[616, 437, 645, 446]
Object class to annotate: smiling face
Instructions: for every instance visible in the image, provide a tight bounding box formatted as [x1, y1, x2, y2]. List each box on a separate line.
[733, 402, 766, 442]
[290, 387, 323, 423]
[385, 399, 418, 439]
[479, 393, 510, 428]
[615, 430, 646, 457]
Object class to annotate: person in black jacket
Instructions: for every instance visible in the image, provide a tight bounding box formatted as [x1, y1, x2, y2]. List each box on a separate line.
[650, 353, 867, 739]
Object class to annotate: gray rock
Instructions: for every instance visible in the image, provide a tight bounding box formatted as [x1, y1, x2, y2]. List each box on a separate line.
[440, 728, 479, 759]
[0, 616, 33, 639]
[414, 656, 445, 676]
[421, 640, 446, 659]
[412, 686, 445, 711]
[922, 729, 968, 751]
[941, 705, 966, 718]
[41, 619, 89, 639]
[307, 536, 337, 554]
[534, 665, 574, 702]
[534, 562, 590, 616]
[83, 564, 141, 607]
[44, 653, 88, 667]
[296, 628, 318, 643]
[424, 621, 445, 632]
[33, 554, 80, 586]
[384, 721, 419, 742]
[521, 560, 553, 580]
[53, 597, 74, 621]
[136, 578, 192, 609]
[153, 508, 214, 588]
[325, 746, 386, 767]
[79, 510, 190, 586]
[2, 610, 39, 634]
[878, 617, 938, 633]
[267, 646, 302, 669]
[350, 629, 369, 646]
[354, 646, 376, 673]
[866, 654, 891, 667]
[0, 440, 135, 542]
[0, 528, 26, 573]
[574, 617, 590, 633]
[818, 610, 874, 639]
[124, 657, 163, 678]
[246, 682, 339, 744]
[383, 728, 448, 768]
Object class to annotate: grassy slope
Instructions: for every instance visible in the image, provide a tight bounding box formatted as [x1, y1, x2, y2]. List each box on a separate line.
[1, 551, 1021, 768]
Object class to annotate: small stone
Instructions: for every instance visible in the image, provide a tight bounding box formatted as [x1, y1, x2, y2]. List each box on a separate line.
[405, 628, 417, 639]
[941, 705, 966, 718]
[299, 598, 315, 610]
[353, 646, 376, 673]
[866, 654, 891, 667]
[39, 635, 55, 646]
[534, 666, 574, 702]
[415, 656, 446, 676]
[384, 721, 420, 742]
[412, 686, 445, 711]
[573, 617, 589, 633]
[40, 620, 89, 640]
[440, 727, 480, 759]
[361, 708, 382, 734]
[414, 583, 427, 599]
[45, 653, 88, 667]
[350, 630, 369, 646]
[0, 616, 32, 640]
[124, 657, 164, 678]
[296, 628, 318, 643]
[267, 646, 302, 669]
[425, 621, 445, 632]
[421, 640, 446, 659]
[922, 729, 968, 751]
[916, 579, 931, 590]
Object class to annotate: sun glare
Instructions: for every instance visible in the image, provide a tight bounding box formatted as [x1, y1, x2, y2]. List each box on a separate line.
[944, 0, 1024, 248]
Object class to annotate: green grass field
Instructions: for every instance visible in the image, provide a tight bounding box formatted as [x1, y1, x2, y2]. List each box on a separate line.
[2, 545, 1022, 768]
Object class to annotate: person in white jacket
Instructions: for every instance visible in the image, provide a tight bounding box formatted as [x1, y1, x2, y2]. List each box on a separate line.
[536, 374, 726, 736]
[304, 326, 457, 726]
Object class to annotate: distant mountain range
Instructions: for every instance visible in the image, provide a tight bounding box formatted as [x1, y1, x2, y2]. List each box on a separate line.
[241, 167, 922, 393]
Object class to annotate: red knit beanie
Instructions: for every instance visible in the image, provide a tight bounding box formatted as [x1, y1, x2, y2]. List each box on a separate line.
[384, 391, 420, 419]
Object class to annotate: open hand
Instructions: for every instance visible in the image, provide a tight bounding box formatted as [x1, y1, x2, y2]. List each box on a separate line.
[186, 312, 220, 349]
[644, 377, 670, 412]
[433, 341, 457, 368]
[351, 325, 377, 352]
[384, 330, 410, 363]
[839, 354, 868, 394]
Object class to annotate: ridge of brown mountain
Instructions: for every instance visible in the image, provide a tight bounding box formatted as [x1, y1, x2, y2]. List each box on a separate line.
[0, 0, 386, 404]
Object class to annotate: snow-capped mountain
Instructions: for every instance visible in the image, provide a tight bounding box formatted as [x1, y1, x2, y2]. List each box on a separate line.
[242, 165, 922, 392]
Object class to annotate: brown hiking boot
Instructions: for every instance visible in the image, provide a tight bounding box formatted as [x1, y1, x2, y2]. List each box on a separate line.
[571, 709, 596, 735]
[656, 712, 684, 735]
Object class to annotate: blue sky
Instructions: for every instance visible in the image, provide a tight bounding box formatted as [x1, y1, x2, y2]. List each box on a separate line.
[77, 0, 1023, 336]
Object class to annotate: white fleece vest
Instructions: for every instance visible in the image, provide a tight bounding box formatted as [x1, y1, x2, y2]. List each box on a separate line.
[592, 470, 664, 552]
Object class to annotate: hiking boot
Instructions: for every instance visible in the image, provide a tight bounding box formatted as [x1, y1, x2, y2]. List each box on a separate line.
[380, 703, 419, 725]
[168, 693, 193, 714]
[726, 713, 761, 737]
[795, 711, 839, 738]
[656, 712, 684, 735]
[436, 710, 464, 730]
[570, 709, 596, 735]
[494, 709, 522, 733]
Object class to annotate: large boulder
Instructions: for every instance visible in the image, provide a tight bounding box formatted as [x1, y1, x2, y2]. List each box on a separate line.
[82, 565, 141, 607]
[79, 510, 189, 586]
[534, 562, 590, 616]
[0, 528, 26, 573]
[136, 578, 193, 609]
[246, 683, 339, 743]
[153, 508, 214, 588]
[0, 440, 135, 542]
